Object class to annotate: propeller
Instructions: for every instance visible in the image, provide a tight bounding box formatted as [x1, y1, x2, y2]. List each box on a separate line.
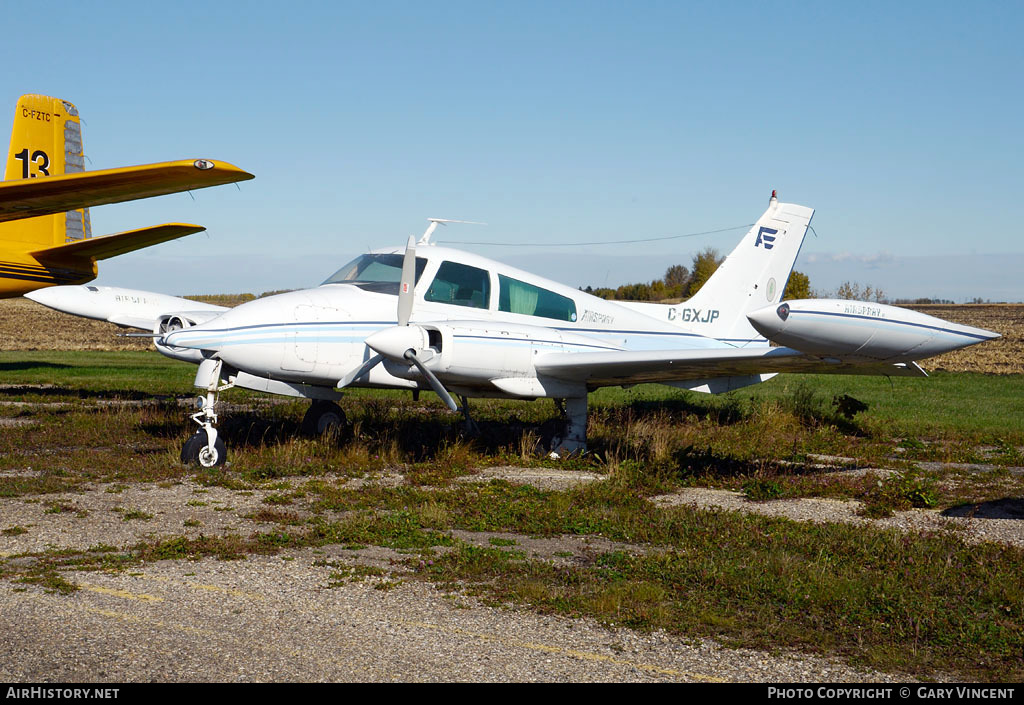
[337, 352, 385, 388]
[397, 235, 416, 326]
[338, 234, 460, 412]
[404, 349, 458, 411]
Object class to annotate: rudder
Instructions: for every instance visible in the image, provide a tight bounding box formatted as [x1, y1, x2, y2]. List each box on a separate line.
[678, 192, 813, 344]
[3, 95, 91, 249]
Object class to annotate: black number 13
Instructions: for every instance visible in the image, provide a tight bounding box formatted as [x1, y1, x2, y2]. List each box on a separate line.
[14, 148, 50, 178]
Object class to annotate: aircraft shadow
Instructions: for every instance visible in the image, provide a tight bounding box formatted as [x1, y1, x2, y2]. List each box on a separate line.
[621, 397, 747, 425]
[0, 386, 172, 402]
[663, 445, 818, 479]
[135, 398, 861, 468]
[167, 409, 558, 461]
[942, 498, 1024, 521]
[619, 396, 866, 435]
[0, 362, 72, 372]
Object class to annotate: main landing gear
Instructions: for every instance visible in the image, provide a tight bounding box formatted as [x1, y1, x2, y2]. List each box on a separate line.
[458, 395, 480, 437]
[549, 396, 587, 456]
[301, 399, 349, 439]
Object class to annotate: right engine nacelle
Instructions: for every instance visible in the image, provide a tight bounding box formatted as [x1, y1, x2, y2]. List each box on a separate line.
[746, 299, 999, 362]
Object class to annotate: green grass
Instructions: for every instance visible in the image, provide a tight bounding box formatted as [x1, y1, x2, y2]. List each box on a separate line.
[0, 351, 197, 396]
[3, 349, 1021, 441]
[591, 372, 1024, 439]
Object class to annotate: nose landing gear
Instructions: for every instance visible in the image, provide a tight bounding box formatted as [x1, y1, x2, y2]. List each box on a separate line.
[181, 359, 234, 468]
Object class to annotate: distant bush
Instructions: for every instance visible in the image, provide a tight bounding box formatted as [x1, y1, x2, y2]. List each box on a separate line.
[185, 293, 256, 306]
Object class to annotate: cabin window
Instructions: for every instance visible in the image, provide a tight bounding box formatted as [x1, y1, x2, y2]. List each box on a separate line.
[421, 260, 489, 307]
[498, 275, 577, 322]
[321, 254, 427, 287]
[424, 261, 491, 309]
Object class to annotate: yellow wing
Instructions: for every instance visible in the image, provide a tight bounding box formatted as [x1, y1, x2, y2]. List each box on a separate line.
[30, 223, 206, 262]
[0, 159, 253, 223]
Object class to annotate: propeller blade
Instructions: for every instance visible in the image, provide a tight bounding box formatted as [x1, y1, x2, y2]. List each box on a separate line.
[338, 353, 385, 389]
[404, 349, 459, 412]
[397, 235, 416, 327]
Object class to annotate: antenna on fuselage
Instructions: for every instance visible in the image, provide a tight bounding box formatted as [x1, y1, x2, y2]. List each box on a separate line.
[418, 218, 487, 245]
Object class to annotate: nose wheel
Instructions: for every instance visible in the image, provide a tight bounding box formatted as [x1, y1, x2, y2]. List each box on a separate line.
[181, 431, 227, 467]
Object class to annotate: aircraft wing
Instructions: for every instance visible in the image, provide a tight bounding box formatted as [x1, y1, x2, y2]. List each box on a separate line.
[31, 223, 205, 262]
[535, 346, 926, 387]
[0, 159, 253, 223]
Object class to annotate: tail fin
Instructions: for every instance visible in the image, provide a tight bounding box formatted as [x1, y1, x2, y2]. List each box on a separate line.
[2, 95, 91, 249]
[680, 192, 813, 343]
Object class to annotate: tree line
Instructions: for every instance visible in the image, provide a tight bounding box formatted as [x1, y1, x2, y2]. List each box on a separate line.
[581, 247, 813, 302]
[576, 247, 962, 305]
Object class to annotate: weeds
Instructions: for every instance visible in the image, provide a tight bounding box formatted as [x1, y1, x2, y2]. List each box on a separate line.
[742, 478, 785, 501]
[859, 472, 940, 518]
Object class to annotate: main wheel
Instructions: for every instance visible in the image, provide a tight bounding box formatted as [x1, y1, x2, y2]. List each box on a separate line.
[181, 432, 227, 467]
[301, 400, 349, 439]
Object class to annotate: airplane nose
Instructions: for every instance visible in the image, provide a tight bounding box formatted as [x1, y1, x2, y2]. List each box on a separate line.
[25, 285, 103, 319]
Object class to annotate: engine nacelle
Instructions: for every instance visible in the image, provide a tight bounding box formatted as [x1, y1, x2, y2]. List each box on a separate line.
[747, 299, 998, 362]
[154, 314, 208, 363]
[366, 320, 613, 395]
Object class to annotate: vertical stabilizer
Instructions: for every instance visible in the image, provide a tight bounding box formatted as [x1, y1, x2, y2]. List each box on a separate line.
[2, 95, 91, 249]
[678, 193, 813, 343]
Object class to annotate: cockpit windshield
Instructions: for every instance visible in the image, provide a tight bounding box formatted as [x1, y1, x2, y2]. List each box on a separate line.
[321, 254, 428, 293]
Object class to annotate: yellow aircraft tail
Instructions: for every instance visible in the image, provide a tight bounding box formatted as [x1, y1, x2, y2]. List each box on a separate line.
[0, 93, 252, 298]
[2, 94, 91, 251]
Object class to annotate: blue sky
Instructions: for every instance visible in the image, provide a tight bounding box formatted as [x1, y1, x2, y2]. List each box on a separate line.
[3, 1, 1022, 300]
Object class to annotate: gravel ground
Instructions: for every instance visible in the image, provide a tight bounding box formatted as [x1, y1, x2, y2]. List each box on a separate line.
[0, 548, 913, 683]
[652, 488, 1024, 548]
[4, 469, 1010, 682]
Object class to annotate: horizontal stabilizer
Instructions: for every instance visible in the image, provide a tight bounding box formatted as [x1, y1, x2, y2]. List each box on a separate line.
[31, 223, 205, 262]
[0, 159, 253, 223]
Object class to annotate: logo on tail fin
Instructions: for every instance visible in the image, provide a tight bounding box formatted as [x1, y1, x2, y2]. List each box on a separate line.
[754, 226, 778, 249]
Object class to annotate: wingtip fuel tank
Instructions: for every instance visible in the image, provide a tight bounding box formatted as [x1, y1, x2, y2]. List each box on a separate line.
[747, 299, 999, 362]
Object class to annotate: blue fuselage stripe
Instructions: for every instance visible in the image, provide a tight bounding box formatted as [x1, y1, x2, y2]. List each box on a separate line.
[164, 319, 760, 353]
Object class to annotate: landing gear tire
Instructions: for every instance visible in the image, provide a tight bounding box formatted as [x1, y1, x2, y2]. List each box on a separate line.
[181, 432, 227, 467]
[302, 400, 349, 439]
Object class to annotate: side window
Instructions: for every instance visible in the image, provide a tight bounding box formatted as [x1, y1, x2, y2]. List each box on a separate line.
[499, 275, 578, 322]
[424, 261, 491, 309]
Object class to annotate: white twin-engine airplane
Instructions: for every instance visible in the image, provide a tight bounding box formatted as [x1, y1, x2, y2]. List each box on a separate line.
[26, 194, 999, 467]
